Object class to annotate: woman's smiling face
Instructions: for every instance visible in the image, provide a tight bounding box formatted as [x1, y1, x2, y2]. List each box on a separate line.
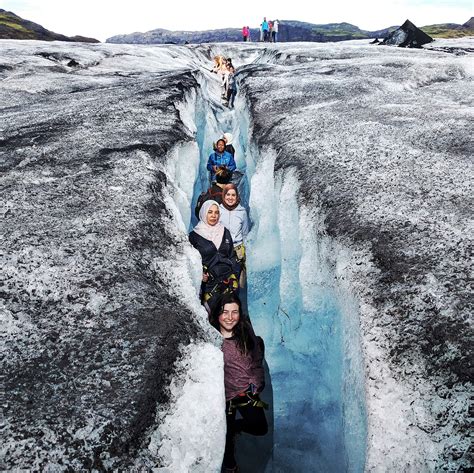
[224, 189, 237, 207]
[218, 302, 240, 335]
[216, 140, 225, 153]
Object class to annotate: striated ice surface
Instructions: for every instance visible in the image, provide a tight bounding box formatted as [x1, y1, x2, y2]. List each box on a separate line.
[1, 37, 472, 471]
[233, 37, 473, 472]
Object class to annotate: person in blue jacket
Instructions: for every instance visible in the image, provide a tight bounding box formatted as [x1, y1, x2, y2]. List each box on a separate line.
[261, 17, 269, 42]
[207, 139, 236, 183]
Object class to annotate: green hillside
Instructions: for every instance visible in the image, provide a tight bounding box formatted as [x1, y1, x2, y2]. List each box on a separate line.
[421, 20, 474, 38]
[0, 9, 99, 42]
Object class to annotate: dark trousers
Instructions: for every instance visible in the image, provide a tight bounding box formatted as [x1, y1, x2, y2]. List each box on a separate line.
[227, 88, 237, 108]
[223, 399, 268, 468]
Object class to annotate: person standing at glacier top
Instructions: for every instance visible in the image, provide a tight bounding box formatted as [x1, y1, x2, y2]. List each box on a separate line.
[210, 293, 268, 473]
[272, 19, 279, 42]
[207, 139, 236, 183]
[261, 17, 269, 42]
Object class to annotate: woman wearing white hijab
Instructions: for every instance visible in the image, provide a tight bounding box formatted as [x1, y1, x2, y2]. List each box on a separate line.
[189, 200, 240, 313]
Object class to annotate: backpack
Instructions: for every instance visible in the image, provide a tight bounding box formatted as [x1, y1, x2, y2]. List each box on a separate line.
[195, 187, 224, 219]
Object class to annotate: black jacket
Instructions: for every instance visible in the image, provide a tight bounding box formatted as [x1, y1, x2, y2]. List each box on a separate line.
[225, 144, 235, 157]
[189, 228, 240, 285]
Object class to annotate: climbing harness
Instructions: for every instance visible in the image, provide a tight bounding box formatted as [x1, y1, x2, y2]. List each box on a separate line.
[234, 243, 246, 288]
[226, 391, 269, 415]
[234, 243, 246, 263]
[202, 272, 239, 313]
[203, 273, 239, 302]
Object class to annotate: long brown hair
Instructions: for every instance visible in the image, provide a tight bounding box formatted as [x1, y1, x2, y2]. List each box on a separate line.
[210, 293, 254, 355]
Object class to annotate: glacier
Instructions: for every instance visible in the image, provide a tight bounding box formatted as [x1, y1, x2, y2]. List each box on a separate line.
[1, 38, 472, 472]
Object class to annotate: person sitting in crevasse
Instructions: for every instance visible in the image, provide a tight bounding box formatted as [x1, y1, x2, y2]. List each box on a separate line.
[213, 132, 235, 156]
[207, 139, 236, 183]
[189, 200, 240, 314]
[194, 165, 232, 219]
[211, 55, 227, 74]
[222, 132, 235, 157]
[210, 292, 268, 473]
[224, 65, 238, 108]
[219, 184, 249, 288]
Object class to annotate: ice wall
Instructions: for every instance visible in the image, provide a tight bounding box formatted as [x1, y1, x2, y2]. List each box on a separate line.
[243, 145, 367, 472]
[162, 51, 369, 472]
[139, 88, 228, 472]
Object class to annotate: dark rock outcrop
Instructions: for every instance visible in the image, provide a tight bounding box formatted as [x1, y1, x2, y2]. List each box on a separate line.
[382, 19, 433, 47]
[462, 17, 474, 28]
[0, 9, 99, 42]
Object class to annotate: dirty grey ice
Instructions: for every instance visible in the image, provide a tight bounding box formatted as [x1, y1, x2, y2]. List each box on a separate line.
[1, 38, 472, 472]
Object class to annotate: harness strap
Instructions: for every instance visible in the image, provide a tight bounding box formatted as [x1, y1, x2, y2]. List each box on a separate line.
[226, 393, 269, 415]
[203, 273, 239, 302]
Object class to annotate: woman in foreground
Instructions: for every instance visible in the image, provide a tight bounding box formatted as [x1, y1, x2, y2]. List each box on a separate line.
[210, 293, 268, 472]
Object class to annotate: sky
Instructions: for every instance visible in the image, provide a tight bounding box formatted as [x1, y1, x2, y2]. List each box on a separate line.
[1, 0, 472, 41]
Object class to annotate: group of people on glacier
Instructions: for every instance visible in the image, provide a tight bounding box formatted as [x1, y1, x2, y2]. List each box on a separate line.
[189, 126, 268, 471]
[242, 18, 280, 42]
[211, 56, 237, 108]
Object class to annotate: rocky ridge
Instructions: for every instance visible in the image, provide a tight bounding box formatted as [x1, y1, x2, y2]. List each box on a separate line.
[106, 18, 474, 45]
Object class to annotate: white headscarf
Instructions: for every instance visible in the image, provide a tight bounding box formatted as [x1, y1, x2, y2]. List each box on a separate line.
[193, 200, 225, 248]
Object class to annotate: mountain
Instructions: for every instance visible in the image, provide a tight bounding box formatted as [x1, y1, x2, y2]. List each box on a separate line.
[106, 17, 474, 45]
[106, 20, 400, 44]
[0, 9, 99, 42]
[274, 20, 398, 42]
[421, 17, 474, 38]
[107, 27, 243, 45]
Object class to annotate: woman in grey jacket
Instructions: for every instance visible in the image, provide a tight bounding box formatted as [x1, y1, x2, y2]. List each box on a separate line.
[219, 184, 249, 287]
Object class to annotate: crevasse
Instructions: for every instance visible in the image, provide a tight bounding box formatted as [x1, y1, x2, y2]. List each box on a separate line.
[156, 52, 367, 472]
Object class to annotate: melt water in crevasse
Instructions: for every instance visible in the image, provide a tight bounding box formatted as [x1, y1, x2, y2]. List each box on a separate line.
[186, 66, 367, 472]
